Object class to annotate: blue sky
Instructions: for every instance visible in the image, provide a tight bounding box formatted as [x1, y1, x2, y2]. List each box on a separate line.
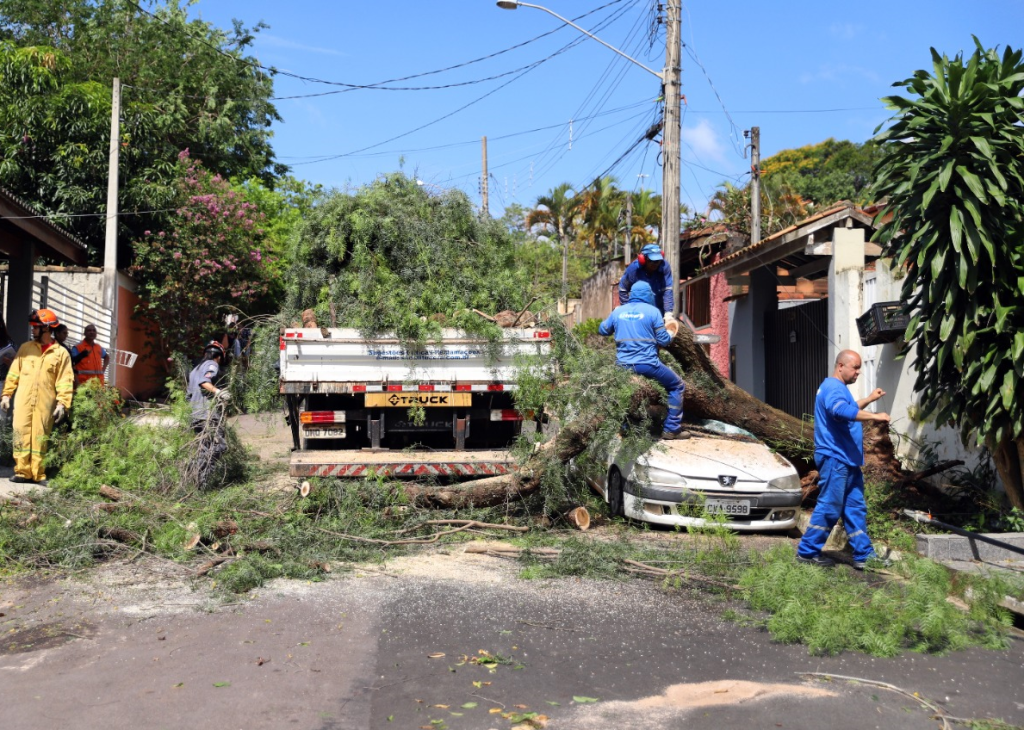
[193, 0, 1023, 216]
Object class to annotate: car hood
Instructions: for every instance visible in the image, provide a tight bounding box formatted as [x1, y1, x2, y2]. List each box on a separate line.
[638, 435, 797, 485]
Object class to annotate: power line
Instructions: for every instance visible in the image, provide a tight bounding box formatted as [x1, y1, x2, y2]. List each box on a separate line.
[291, 5, 642, 165]
[277, 99, 653, 161]
[123, 0, 629, 94]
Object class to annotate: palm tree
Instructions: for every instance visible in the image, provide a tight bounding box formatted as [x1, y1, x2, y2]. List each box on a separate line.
[625, 189, 662, 254]
[576, 176, 624, 264]
[526, 183, 580, 307]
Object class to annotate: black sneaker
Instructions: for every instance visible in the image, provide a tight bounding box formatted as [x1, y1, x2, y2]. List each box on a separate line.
[853, 556, 892, 571]
[661, 430, 691, 440]
[9, 475, 29, 483]
[796, 554, 835, 567]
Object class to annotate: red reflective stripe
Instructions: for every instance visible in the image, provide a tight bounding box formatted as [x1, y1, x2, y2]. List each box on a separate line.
[454, 384, 472, 391]
[386, 384, 402, 392]
[352, 384, 367, 392]
[418, 384, 434, 391]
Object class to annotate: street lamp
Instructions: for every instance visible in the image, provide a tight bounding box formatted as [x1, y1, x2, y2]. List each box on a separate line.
[496, 1, 681, 316]
[496, 1, 662, 80]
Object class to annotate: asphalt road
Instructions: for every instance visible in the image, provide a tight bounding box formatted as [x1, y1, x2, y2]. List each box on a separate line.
[2, 550, 1022, 730]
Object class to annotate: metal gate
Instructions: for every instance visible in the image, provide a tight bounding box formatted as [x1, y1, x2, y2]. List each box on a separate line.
[764, 299, 828, 419]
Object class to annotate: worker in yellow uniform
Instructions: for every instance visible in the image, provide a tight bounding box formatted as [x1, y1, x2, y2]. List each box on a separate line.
[1, 309, 74, 484]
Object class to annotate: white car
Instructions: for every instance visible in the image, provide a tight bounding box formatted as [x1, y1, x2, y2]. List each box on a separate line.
[586, 420, 802, 531]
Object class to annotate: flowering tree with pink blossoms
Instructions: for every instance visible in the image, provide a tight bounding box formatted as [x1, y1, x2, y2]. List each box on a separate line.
[130, 151, 273, 362]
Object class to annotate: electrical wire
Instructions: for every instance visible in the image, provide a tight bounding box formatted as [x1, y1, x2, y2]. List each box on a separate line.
[123, 0, 629, 95]
[510, 0, 645, 184]
[290, 4, 642, 165]
[276, 99, 652, 161]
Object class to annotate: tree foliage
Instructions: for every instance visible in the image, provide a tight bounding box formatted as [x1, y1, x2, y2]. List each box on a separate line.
[287, 173, 535, 341]
[872, 40, 1024, 508]
[0, 0, 281, 258]
[130, 152, 273, 361]
[761, 138, 882, 207]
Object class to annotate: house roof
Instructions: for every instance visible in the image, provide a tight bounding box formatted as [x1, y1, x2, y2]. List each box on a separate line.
[0, 186, 89, 265]
[684, 201, 878, 283]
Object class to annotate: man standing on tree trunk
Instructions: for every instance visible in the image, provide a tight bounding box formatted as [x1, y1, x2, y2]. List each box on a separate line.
[599, 281, 688, 440]
[797, 350, 891, 569]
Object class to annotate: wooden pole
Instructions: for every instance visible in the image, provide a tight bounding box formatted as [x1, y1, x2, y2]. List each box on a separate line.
[103, 78, 120, 388]
[481, 136, 489, 218]
[749, 126, 761, 247]
[661, 2, 682, 316]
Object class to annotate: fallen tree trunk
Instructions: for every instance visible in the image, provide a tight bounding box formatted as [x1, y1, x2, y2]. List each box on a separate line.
[397, 325, 904, 508]
[665, 324, 903, 483]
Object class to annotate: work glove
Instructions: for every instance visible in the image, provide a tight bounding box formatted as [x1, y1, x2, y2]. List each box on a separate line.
[0, 395, 9, 412]
[215, 389, 232, 403]
[663, 312, 676, 325]
[53, 403, 66, 424]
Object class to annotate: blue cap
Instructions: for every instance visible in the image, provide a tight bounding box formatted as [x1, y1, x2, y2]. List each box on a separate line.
[640, 244, 664, 261]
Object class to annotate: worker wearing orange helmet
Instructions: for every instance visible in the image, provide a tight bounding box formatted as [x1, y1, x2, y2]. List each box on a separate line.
[1, 309, 74, 483]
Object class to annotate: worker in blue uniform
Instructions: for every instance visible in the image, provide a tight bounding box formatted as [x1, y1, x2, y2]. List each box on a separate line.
[599, 281, 688, 440]
[797, 349, 891, 569]
[618, 243, 675, 321]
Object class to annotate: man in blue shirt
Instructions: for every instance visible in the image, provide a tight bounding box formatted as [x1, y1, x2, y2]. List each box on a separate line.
[599, 281, 688, 439]
[797, 350, 890, 569]
[618, 244, 675, 319]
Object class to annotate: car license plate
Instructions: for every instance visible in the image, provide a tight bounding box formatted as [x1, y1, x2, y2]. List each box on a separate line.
[302, 426, 347, 439]
[704, 499, 751, 516]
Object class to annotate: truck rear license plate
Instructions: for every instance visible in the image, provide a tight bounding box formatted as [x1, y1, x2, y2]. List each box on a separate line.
[365, 393, 471, 408]
[302, 426, 347, 439]
[704, 499, 751, 516]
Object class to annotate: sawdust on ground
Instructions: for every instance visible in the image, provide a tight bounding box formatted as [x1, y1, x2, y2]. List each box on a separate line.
[565, 679, 837, 729]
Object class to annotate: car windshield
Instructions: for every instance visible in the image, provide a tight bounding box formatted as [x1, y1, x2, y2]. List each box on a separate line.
[689, 419, 757, 440]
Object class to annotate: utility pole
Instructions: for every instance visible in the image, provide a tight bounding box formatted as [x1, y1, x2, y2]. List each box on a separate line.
[623, 192, 633, 266]
[103, 77, 120, 388]
[661, 1, 682, 317]
[480, 136, 489, 218]
[749, 126, 761, 247]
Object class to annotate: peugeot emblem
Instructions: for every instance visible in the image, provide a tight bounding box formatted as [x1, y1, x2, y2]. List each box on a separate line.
[718, 475, 737, 487]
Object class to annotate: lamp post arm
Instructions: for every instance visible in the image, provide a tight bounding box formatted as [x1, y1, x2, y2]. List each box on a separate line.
[511, 2, 664, 80]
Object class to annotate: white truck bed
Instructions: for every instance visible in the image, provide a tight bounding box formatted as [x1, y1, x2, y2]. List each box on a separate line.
[279, 327, 551, 392]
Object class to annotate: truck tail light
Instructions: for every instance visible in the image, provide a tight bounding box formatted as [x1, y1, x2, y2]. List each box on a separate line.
[490, 409, 523, 421]
[300, 411, 346, 424]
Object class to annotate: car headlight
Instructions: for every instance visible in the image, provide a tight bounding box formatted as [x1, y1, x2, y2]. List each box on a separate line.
[769, 473, 801, 491]
[634, 465, 686, 487]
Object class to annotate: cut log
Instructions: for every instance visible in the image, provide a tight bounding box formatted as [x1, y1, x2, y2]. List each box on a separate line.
[212, 520, 239, 539]
[563, 506, 591, 531]
[301, 309, 318, 328]
[99, 485, 124, 501]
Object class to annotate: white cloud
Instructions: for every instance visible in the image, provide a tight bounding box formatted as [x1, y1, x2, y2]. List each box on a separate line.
[680, 118, 724, 162]
[258, 34, 349, 57]
[828, 22, 864, 40]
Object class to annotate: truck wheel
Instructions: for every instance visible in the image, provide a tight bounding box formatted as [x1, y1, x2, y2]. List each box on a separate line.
[607, 467, 625, 517]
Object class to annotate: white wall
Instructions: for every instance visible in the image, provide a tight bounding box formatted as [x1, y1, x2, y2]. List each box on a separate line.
[869, 259, 994, 478]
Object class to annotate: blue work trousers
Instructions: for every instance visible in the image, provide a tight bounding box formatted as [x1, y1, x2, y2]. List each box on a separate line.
[626, 361, 685, 434]
[797, 455, 876, 561]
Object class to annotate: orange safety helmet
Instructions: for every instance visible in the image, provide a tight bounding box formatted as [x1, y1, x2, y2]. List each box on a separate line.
[28, 308, 60, 329]
[204, 340, 226, 358]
